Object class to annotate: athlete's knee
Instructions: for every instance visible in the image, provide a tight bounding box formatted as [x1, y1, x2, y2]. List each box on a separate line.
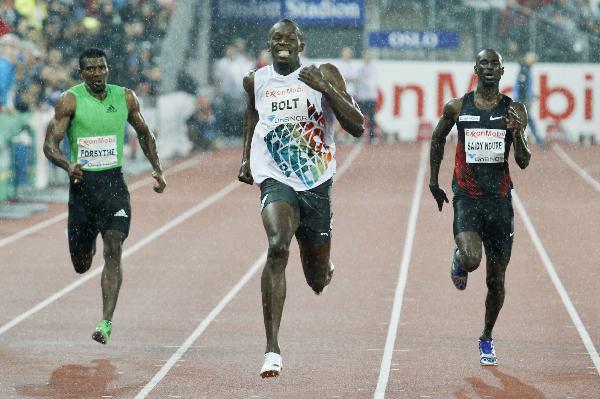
[71, 255, 92, 274]
[486, 274, 505, 294]
[309, 274, 327, 293]
[458, 250, 481, 272]
[103, 235, 123, 263]
[267, 236, 291, 264]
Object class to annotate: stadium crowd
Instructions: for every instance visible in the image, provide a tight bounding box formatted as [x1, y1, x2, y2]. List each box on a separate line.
[0, 0, 173, 114]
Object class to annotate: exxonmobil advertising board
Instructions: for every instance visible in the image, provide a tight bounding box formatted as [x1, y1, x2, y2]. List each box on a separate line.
[364, 61, 599, 141]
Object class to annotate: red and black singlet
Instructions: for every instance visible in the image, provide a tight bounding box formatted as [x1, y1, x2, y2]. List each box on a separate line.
[452, 91, 514, 199]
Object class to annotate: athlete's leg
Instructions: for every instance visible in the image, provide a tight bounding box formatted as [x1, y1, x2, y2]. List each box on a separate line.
[454, 231, 483, 272]
[68, 196, 97, 274]
[70, 244, 96, 274]
[481, 255, 510, 340]
[100, 230, 126, 321]
[453, 196, 484, 273]
[480, 196, 514, 340]
[261, 201, 299, 354]
[298, 240, 332, 294]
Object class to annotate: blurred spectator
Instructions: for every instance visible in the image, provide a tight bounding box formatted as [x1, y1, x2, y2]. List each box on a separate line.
[186, 97, 216, 152]
[213, 44, 248, 138]
[256, 49, 271, 70]
[355, 49, 378, 142]
[0, 35, 18, 110]
[514, 51, 543, 145]
[335, 46, 357, 97]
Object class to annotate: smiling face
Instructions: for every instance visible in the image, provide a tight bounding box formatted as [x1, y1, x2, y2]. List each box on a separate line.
[267, 20, 304, 70]
[474, 49, 504, 86]
[79, 56, 109, 94]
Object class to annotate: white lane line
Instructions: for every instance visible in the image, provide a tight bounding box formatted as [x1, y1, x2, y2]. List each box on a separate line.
[134, 143, 364, 398]
[513, 190, 600, 375]
[134, 251, 268, 399]
[0, 153, 207, 249]
[552, 144, 600, 193]
[374, 142, 428, 399]
[0, 180, 239, 337]
[0, 211, 69, 249]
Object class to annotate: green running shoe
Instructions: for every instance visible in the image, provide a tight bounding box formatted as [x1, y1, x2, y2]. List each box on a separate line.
[92, 320, 112, 344]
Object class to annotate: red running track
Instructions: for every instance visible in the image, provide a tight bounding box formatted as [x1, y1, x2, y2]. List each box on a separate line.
[0, 143, 598, 398]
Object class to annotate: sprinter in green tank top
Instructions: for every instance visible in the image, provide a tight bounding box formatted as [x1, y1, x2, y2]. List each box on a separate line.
[44, 48, 166, 344]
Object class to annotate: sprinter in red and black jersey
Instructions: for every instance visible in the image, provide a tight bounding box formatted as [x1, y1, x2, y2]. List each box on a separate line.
[428, 49, 531, 366]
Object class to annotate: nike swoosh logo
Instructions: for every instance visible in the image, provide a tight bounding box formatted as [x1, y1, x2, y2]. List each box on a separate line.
[490, 116, 503, 120]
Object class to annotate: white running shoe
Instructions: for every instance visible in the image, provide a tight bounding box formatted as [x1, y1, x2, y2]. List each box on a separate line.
[260, 352, 282, 378]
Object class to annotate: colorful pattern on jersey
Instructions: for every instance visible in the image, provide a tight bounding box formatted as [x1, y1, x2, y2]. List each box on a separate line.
[264, 100, 333, 188]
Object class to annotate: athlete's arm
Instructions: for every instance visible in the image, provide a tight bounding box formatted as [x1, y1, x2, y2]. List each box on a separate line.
[238, 72, 258, 185]
[429, 98, 461, 211]
[43, 91, 83, 182]
[505, 101, 531, 169]
[125, 88, 166, 193]
[298, 63, 364, 137]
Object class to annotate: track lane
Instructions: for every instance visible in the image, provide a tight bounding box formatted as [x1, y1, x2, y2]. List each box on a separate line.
[0, 150, 238, 333]
[0, 153, 208, 248]
[141, 143, 423, 398]
[1, 144, 598, 398]
[383, 145, 600, 398]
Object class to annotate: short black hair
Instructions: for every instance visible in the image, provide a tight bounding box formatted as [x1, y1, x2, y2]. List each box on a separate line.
[269, 18, 304, 42]
[476, 49, 503, 64]
[79, 48, 107, 69]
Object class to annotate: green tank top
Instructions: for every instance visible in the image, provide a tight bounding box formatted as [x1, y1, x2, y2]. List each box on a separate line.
[67, 83, 128, 171]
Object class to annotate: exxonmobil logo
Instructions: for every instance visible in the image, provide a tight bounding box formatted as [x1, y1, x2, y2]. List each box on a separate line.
[377, 70, 595, 122]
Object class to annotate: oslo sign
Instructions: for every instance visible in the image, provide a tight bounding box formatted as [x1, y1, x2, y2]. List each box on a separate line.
[214, 0, 365, 26]
[369, 31, 460, 49]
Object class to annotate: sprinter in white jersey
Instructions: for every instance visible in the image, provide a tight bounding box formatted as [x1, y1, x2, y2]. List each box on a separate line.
[238, 19, 364, 378]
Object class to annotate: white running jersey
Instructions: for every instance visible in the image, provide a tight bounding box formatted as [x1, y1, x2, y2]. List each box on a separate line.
[250, 64, 337, 191]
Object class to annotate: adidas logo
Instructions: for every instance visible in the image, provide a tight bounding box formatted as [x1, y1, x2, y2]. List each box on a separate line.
[106, 105, 117, 113]
[114, 209, 128, 218]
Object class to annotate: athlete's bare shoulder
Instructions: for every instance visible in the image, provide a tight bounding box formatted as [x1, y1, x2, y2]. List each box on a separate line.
[243, 71, 255, 95]
[317, 63, 343, 83]
[508, 100, 527, 118]
[55, 90, 76, 116]
[123, 87, 141, 113]
[443, 97, 463, 121]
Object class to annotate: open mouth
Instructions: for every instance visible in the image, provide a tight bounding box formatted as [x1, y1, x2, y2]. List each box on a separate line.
[276, 49, 290, 58]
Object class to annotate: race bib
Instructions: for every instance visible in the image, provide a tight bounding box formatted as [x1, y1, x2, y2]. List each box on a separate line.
[77, 135, 118, 169]
[263, 85, 308, 125]
[464, 129, 506, 163]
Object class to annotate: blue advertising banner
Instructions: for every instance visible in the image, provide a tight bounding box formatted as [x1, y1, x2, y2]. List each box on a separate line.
[213, 0, 281, 23]
[369, 31, 460, 49]
[213, 0, 365, 26]
[284, 0, 364, 26]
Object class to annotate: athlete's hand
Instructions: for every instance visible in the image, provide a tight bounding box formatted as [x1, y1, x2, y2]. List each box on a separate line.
[152, 170, 166, 193]
[238, 159, 253, 185]
[298, 65, 330, 93]
[429, 183, 449, 212]
[503, 107, 523, 134]
[69, 163, 84, 184]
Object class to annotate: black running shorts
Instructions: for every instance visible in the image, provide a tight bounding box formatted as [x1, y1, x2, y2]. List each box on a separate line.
[68, 168, 131, 256]
[260, 178, 333, 245]
[453, 195, 514, 259]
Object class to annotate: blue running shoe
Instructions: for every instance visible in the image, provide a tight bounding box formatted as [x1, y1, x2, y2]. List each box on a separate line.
[479, 338, 498, 366]
[450, 247, 468, 290]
